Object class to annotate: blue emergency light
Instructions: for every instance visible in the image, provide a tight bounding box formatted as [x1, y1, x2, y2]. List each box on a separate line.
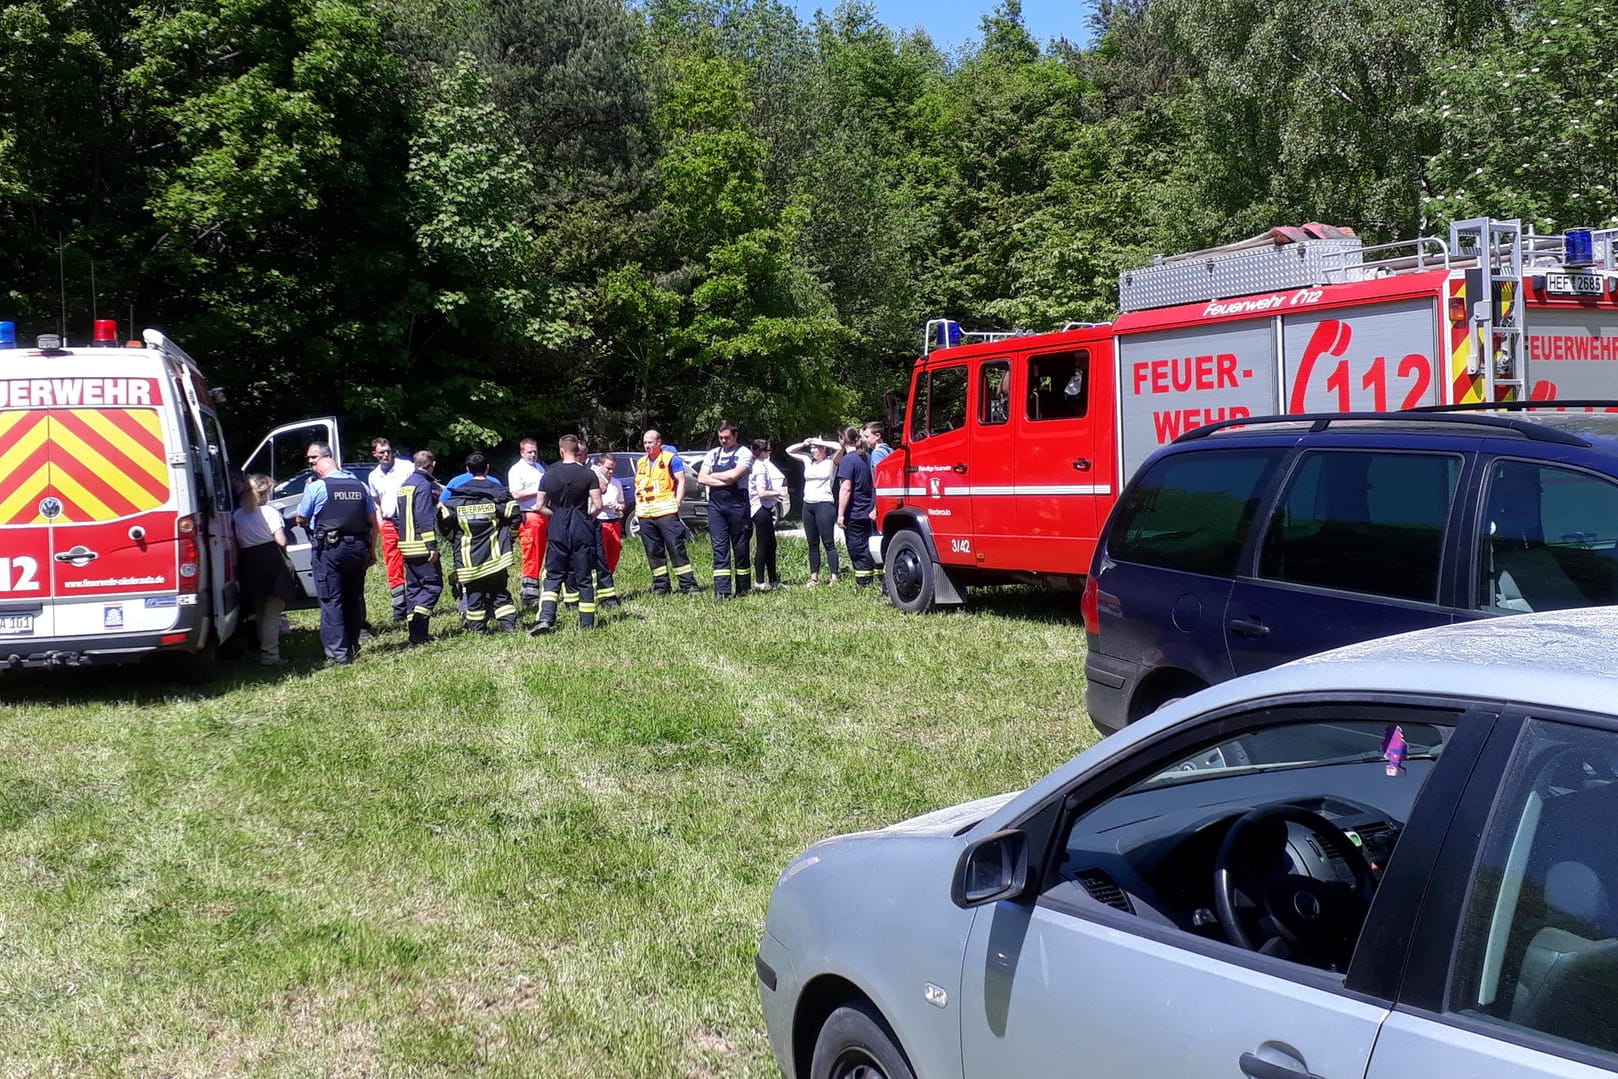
[0, 321, 14, 348]
[1566, 228, 1595, 267]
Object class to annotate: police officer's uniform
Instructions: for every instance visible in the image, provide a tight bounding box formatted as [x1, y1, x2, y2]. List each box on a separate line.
[634, 450, 701, 594]
[441, 475, 521, 632]
[297, 470, 374, 663]
[391, 465, 443, 644]
[704, 442, 754, 598]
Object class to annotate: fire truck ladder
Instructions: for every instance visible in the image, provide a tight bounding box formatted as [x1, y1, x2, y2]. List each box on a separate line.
[1449, 218, 1525, 400]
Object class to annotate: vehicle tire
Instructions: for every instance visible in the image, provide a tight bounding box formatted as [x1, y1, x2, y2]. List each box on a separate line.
[626, 511, 640, 539]
[884, 530, 935, 614]
[810, 1003, 916, 1079]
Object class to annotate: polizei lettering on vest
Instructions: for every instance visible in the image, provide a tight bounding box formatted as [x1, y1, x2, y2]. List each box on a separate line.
[0, 378, 158, 408]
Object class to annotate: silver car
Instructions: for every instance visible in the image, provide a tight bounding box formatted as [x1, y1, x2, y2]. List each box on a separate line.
[760, 607, 1618, 1079]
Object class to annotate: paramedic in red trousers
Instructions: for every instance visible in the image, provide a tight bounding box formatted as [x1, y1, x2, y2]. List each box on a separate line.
[700, 421, 754, 598]
[391, 450, 444, 645]
[366, 437, 415, 622]
[530, 435, 605, 634]
[836, 424, 878, 590]
[296, 442, 376, 664]
[634, 430, 702, 595]
[508, 437, 547, 609]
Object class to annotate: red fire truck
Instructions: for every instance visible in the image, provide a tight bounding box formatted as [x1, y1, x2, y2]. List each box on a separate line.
[877, 218, 1618, 612]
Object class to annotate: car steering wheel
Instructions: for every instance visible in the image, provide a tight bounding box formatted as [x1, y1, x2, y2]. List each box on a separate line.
[1212, 803, 1377, 967]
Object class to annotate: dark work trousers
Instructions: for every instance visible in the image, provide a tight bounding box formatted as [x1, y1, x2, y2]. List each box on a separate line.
[803, 502, 839, 577]
[845, 515, 877, 588]
[404, 554, 444, 644]
[708, 498, 752, 597]
[539, 509, 597, 627]
[314, 536, 369, 662]
[463, 575, 517, 632]
[751, 507, 779, 586]
[638, 513, 700, 594]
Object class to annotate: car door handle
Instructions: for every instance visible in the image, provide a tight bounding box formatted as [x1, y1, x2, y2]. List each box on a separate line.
[1226, 617, 1270, 638]
[1239, 1051, 1322, 1079]
[54, 545, 99, 565]
[1072, 458, 1092, 471]
[952, 462, 968, 475]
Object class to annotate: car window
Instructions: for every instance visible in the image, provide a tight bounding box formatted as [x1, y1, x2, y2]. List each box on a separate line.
[1106, 449, 1283, 576]
[909, 365, 968, 442]
[1027, 350, 1088, 421]
[1257, 450, 1460, 603]
[979, 361, 1010, 426]
[1477, 459, 1618, 613]
[1050, 704, 1460, 974]
[1448, 717, 1618, 1059]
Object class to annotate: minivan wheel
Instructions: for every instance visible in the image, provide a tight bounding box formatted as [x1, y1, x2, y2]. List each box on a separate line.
[884, 531, 935, 614]
[810, 1003, 916, 1079]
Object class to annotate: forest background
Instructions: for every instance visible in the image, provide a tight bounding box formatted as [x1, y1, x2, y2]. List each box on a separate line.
[0, 0, 1610, 454]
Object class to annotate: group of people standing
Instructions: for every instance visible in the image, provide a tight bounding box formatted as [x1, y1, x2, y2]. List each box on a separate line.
[234, 420, 891, 667]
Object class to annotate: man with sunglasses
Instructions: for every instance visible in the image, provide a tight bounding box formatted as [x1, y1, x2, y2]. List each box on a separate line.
[295, 443, 376, 664]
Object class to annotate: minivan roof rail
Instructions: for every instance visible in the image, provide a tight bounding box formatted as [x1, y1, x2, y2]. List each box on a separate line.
[1173, 409, 1593, 448]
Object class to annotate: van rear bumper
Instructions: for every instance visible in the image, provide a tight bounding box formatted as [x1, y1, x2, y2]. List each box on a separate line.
[0, 627, 205, 669]
[1084, 651, 1136, 737]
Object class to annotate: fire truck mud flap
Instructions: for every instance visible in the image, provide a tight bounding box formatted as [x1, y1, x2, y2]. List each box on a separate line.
[880, 513, 965, 612]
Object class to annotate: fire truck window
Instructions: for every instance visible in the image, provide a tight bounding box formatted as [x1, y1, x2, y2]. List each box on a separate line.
[912, 366, 968, 442]
[1477, 460, 1618, 614]
[1107, 450, 1281, 576]
[1258, 450, 1460, 604]
[979, 361, 1011, 426]
[1027, 351, 1088, 421]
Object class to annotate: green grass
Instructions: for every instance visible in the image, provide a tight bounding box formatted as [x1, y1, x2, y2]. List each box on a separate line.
[0, 538, 1098, 1076]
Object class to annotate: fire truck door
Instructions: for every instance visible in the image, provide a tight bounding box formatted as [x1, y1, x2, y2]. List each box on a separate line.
[0, 408, 53, 642]
[1014, 345, 1106, 573]
[966, 358, 1017, 564]
[905, 362, 975, 566]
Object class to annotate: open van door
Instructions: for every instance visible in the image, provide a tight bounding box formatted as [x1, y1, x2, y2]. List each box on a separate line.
[239, 417, 341, 604]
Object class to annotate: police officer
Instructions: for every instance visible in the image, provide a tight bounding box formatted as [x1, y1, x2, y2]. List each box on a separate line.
[633, 429, 702, 595]
[531, 435, 604, 634]
[698, 420, 754, 599]
[295, 442, 375, 664]
[391, 449, 443, 644]
[440, 453, 521, 632]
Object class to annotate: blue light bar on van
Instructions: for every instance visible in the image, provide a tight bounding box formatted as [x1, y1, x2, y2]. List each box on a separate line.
[0, 322, 13, 347]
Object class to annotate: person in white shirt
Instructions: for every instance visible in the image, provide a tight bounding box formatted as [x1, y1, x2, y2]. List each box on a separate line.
[508, 437, 548, 609]
[748, 438, 789, 590]
[786, 436, 841, 586]
[366, 437, 416, 622]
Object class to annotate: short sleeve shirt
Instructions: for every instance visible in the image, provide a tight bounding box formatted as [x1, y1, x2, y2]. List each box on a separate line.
[508, 458, 547, 511]
[366, 458, 414, 518]
[540, 461, 600, 511]
[836, 452, 875, 518]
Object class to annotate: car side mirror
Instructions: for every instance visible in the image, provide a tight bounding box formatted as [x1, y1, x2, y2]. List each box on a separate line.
[951, 829, 1029, 908]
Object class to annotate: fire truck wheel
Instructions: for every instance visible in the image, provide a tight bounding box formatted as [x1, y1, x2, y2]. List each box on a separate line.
[884, 530, 935, 615]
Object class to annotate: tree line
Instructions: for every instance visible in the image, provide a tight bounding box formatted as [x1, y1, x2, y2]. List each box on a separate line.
[0, 0, 1608, 456]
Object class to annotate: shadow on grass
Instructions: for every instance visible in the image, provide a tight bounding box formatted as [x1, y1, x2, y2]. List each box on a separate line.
[960, 585, 1083, 625]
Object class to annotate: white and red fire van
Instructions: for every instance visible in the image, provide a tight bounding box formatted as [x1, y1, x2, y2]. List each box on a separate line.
[0, 322, 243, 670]
[877, 218, 1618, 611]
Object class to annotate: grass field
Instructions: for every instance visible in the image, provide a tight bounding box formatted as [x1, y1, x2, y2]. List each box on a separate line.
[0, 537, 1098, 1077]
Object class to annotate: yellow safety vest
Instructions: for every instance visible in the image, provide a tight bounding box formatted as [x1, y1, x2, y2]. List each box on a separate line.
[635, 450, 681, 517]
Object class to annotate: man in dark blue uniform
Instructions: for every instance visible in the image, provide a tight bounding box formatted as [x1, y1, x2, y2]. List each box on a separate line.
[295, 442, 375, 664]
[391, 450, 443, 645]
[698, 420, 754, 599]
[837, 426, 878, 590]
[531, 434, 604, 635]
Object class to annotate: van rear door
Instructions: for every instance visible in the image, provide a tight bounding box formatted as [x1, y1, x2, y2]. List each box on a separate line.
[0, 407, 53, 643]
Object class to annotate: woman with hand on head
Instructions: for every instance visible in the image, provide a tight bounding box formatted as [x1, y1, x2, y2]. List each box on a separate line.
[786, 434, 842, 586]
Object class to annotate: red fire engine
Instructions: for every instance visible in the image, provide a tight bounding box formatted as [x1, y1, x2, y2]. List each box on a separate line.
[877, 218, 1618, 612]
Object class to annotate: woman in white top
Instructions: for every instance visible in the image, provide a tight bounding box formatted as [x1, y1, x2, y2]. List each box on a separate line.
[786, 435, 842, 585]
[233, 474, 298, 667]
[748, 438, 789, 589]
[591, 454, 626, 574]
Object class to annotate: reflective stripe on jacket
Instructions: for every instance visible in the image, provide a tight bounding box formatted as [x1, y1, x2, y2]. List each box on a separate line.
[634, 450, 681, 517]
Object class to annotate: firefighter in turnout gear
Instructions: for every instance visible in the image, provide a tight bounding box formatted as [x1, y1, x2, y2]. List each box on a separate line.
[634, 429, 702, 595]
[439, 453, 521, 632]
[391, 449, 444, 644]
[295, 442, 376, 665]
[530, 435, 605, 635]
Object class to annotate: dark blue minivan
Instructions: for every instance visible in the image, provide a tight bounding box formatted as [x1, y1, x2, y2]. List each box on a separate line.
[1084, 407, 1618, 734]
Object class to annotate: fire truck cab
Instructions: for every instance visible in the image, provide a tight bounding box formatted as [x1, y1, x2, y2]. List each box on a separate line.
[877, 218, 1618, 612]
[0, 322, 244, 671]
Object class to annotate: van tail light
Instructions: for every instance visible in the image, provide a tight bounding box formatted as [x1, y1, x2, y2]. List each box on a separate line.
[1081, 574, 1100, 635]
[177, 515, 200, 593]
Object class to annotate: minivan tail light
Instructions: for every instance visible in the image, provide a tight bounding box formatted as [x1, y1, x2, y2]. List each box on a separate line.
[1081, 574, 1100, 635]
[177, 514, 200, 593]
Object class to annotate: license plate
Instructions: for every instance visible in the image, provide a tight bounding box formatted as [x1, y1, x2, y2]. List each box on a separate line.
[1545, 272, 1604, 297]
[0, 613, 35, 636]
